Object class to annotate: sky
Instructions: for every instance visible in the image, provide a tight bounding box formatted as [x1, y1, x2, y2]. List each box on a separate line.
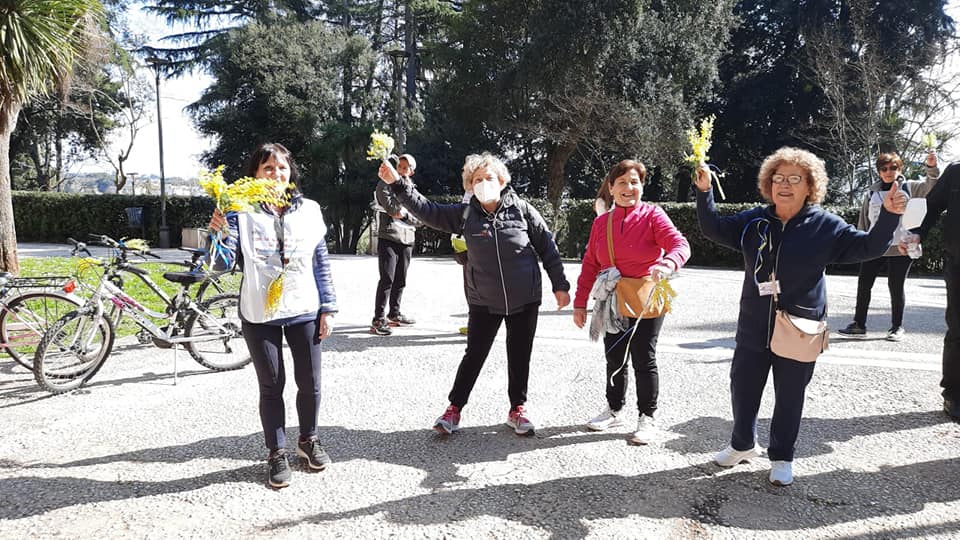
[77, 4, 215, 179]
[83, 1, 960, 180]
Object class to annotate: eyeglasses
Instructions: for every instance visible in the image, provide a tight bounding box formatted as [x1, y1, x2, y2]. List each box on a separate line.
[771, 174, 804, 185]
[878, 165, 901, 173]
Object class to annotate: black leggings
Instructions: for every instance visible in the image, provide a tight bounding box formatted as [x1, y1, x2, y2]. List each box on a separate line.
[854, 255, 913, 328]
[242, 319, 322, 452]
[448, 303, 539, 409]
[603, 315, 665, 417]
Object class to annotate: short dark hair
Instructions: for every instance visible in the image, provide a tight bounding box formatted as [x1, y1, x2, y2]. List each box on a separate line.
[604, 160, 647, 187]
[876, 152, 903, 172]
[244, 143, 300, 191]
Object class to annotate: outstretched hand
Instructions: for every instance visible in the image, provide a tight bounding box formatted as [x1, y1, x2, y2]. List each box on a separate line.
[378, 162, 401, 184]
[694, 164, 711, 192]
[882, 180, 907, 215]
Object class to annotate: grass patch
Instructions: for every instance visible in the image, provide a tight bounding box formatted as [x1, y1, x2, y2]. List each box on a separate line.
[17, 257, 241, 338]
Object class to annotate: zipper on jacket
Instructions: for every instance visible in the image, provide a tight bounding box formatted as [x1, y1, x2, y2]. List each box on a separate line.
[767, 220, 786, 349]
[491, 209, 510, 314]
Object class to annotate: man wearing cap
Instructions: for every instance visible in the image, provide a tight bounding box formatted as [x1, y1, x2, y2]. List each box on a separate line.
[370, 154, 421, 335]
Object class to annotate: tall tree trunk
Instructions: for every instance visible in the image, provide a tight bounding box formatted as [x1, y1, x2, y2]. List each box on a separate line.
[545, 139, 578, 210]
[0, 101, 23, 274]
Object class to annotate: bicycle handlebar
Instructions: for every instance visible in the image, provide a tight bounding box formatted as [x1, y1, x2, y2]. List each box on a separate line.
[66, 237, 93, 257]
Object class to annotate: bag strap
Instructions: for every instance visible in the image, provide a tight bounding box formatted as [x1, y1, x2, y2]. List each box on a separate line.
[606, 209, 616, 268]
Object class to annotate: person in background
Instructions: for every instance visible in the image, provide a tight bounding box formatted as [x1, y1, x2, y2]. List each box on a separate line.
[838, 151, 939, 341]
[695, 147, 906, 487]
[209, 142, 337, 489]
[370, 154, 421, 336]
[573, 160, 690, 445]
[899, 162, 960, 420]
[378, 152, 570, 437]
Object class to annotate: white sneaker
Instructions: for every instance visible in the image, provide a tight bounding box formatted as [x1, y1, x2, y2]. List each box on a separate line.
[586, 407, 624, 431]
[628, 415, 657, 445]
[769, 460, 793, 486]
[714, 445, 763, 467]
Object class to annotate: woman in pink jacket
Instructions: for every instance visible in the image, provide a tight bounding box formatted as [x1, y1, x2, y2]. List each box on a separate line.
[573, 160, 691, 445]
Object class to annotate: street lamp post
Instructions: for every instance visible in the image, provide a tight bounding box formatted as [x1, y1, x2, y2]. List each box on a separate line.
[127, 172, 138, 196]
[145, 56, 171, 248]
[388, 49, 409, 151]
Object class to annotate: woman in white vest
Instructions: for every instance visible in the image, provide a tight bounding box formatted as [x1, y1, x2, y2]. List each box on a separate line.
[209, 143, 338, 489]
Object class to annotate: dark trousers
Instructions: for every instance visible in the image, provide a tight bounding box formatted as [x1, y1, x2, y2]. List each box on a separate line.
[448, 303, 539, 409]
[603, 315, 665, 417]
[943, 254, 960, 400]
[854, 255, 913, 328]
[729, 346, 816, 462]
[374, 238, 413, 319]
[243, 319, 322, 452]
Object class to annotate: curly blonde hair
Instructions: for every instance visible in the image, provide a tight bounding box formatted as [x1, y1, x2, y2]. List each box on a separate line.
[757, 147, 829, 204]
[461, 152, 511, 192]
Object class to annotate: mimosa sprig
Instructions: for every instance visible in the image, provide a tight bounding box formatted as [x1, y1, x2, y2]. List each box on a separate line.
[922, 132, 938, 151]
[684, 115, 725, 199]
[198, 165, 290, 269]
[366, 130, 396, 163]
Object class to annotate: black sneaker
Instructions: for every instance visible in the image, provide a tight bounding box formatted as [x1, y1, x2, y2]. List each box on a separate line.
[296, 436, 331, 471]
[837, 322, 866, 337]
[945, 397, 960, 421]
[267, 450, 291, 488]
[387, 313, 416, 326]
[370, 318, 393, 335]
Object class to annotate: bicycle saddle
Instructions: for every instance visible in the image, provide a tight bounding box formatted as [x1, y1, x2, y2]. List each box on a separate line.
[162, 271, 206, 285]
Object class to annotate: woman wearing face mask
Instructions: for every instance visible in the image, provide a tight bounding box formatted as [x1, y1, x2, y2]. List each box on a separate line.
[573, 160, 690, 445]
[209, 143, 337, 489]
[837, 151, 939, 341]
[378, 152, 571, 436]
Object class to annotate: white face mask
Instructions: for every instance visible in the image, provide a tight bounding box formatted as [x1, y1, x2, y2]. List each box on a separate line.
[474, 179, 501, 204]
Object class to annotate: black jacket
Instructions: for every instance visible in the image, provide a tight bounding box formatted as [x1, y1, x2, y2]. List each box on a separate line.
[918, 162, 960, 258]
[390, 181, 569, 315]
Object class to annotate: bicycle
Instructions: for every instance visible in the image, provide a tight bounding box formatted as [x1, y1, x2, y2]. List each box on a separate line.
[0, 273, 83, 370]
[33, 235, 250, 394]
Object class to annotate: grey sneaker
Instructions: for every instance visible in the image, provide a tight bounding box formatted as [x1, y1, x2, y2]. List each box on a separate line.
[296, 436, 331, 471]
[586, 407, 624, 431]
[628, 414, 657, 445]
[769, 460, 794, 486]
[268, 450, 291, 488]
[370, 318, 393, 336]
[886, 326, 905, 342]
[837, 322, 866, 337]
[387, 313, 416, 326]
[714, 445, 764, 467]
[507, 405, 534, 436]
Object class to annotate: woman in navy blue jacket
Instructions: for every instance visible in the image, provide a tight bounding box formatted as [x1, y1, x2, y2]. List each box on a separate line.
[695, 147, 907, 487]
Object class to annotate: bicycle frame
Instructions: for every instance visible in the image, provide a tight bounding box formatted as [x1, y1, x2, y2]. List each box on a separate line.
[81, 262, 234, 346]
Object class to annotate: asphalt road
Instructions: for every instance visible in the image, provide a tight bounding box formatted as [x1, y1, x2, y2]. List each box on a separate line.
[0, 249, 957, 538]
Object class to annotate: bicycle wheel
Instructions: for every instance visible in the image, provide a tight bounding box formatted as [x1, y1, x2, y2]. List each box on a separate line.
[195, 270, 242, 303]
[0, 292, 82, 370]
[184, 293, 250, 371]
[33, 310, 115, 394]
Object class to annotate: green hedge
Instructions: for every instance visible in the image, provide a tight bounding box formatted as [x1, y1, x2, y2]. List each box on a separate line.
[13, 191, 215, 245]
[12, 191, 946, 274]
